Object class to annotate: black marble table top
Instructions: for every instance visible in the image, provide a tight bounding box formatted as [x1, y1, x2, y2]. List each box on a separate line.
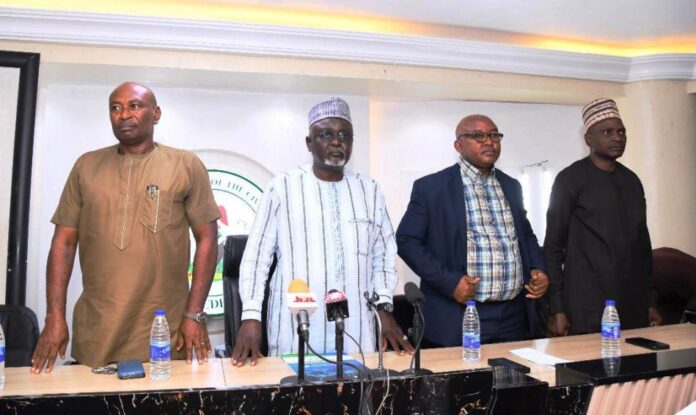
[555, 347, 696, 386]
[4, 346, 694, 414]
[0, 368, 495, 415]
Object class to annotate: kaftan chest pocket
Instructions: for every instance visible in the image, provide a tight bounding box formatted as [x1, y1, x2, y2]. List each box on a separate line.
[140, 189, 173, 233]
[625, 194, 647, 227]
[349, 217, 375, 255]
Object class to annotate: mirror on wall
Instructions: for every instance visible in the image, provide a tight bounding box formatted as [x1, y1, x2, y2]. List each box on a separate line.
[0, 51, 39, 305]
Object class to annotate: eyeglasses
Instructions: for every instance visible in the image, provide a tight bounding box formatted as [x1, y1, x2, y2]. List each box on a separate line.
[597, 128, 626, 138]
[457, 131, 504, 143]
[313, 130, 354, 142]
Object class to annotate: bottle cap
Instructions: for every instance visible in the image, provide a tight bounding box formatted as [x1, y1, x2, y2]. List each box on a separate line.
[605, 300, 615, 306]
[154, 309, 166, 316]
[466, 300, 476, 307]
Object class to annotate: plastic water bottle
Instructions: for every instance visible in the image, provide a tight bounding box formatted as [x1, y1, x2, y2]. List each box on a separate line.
[601, 300, 621, 357]
[0, 322, 5, 389]
[462, 300, 481, 362]
[150, 309, 171, 381]
[602, 356, 621, 376]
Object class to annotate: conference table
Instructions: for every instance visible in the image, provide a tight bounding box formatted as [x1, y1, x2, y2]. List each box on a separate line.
[0, 324, 694, 414]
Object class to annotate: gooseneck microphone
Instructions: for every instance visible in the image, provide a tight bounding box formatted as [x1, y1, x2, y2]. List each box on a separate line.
[364, 291, 400, 379]
[325, 289, 350, 379]
[402, 282, 432, 376]
[404, 281, 425, 304]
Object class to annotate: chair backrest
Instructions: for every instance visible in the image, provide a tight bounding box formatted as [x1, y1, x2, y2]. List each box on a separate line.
[653, 247, 696, 325]
[372, 294, 415, 350]
[391, 294, 413, 338]
[222, 235, 274, 356]
[0, 305, 40, 367]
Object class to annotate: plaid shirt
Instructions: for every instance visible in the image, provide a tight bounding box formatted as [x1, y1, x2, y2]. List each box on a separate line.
[458, 157, 523, 301]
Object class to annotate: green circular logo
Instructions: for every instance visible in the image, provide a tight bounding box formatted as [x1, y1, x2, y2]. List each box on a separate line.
[190, 150, 272, 316]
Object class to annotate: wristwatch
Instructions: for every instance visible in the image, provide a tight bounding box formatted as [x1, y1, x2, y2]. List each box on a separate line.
[184, 311, 208, 325]
[376, 303, 394, 313]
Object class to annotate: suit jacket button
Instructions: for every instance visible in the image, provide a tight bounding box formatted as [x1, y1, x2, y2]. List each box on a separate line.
[459, 265, 465, 271]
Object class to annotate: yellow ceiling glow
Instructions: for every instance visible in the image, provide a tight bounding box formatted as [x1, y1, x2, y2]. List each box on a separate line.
[527, 38, 696, 57]
[2, 0, 695, 57]
[1, 0, 408, 33]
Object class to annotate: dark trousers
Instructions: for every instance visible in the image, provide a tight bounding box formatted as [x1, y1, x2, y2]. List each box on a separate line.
[477, 292, 527, 344]
[421, 293, 527, 349]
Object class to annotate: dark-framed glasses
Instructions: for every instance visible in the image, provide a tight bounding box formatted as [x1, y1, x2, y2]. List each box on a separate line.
[598, 128, 626, 138]
[458, 131, 504, 143]
[314, 130, 354, 142]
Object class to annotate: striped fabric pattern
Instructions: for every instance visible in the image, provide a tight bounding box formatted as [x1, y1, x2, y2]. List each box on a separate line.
[307, 97, 352, 126]
[239, 164, 397, 356]
[582, 98, 621, 133]
[458, 158, 524, 302]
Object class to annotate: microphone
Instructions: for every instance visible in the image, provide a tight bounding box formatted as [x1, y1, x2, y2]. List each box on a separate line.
[363, 290, 400, 378]
[325, 290, 350, 380]
[281, 279, 319, 384]
[404, 282, 425, 305]
[363, 290, 379, 308]
[287, 279, 318, 340]
[325, 289, 349, 322]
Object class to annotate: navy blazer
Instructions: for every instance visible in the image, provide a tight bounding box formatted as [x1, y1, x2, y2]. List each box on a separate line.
[396, 164, 545, 346]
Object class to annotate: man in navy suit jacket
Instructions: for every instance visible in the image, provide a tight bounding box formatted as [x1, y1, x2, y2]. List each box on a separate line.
[396, 114, 548, 347]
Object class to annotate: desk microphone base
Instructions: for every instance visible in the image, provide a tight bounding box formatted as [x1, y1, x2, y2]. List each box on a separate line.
[280, 375, 320, 385]
[366, 368, 401, 379]
[400, 368, 433, 376]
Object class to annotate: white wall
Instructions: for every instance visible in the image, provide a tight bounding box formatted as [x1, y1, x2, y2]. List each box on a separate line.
[27, 84, 588, 362]
[369, 100, 586, 286]
[27, 84, 368, 361]
[618, 81, 696, 255]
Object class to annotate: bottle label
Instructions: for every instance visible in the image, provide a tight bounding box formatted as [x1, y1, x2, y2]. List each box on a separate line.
[463, 332, 480, 349]
[150, 342, 170, 361]
[601, 322, 621, 340]
[0, 345, 4, 363]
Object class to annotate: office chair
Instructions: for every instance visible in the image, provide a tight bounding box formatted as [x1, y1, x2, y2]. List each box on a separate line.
[221, 235, 274, 357]
[391, 294, 414, 340]
[0, 304, 40, 367]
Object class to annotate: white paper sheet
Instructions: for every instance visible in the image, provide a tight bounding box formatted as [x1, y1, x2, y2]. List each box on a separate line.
[510, 347, 570, 366]
[676, 399, 696, 415]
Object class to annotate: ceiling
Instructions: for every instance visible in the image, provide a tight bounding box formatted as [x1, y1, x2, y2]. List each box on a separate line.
[213, 0, 696, 46]
[2, 0, 696, 55]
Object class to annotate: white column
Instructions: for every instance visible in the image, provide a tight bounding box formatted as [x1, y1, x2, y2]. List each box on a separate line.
[617, 80, 696, 256]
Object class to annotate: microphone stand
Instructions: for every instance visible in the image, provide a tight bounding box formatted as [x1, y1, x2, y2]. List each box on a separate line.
[320, 315, 350, 383]
[401, 302, 432, 376]
[281, 312, 319, 384]
[335, 317, 344, 380]
[298, 325, 307, 381]
[365, 293, 400, 379]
